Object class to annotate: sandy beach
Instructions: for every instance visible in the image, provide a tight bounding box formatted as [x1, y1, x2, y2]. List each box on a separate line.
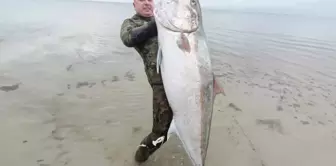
[1, 1, 336, 166]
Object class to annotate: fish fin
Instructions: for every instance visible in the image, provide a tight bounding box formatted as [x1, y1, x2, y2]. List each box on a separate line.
[167, 119, 177, 140]
[213, 74, 226, 96]
[156, 46, 163, 74]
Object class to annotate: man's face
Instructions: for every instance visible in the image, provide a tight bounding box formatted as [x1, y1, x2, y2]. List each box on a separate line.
[133, 0, 154, 17]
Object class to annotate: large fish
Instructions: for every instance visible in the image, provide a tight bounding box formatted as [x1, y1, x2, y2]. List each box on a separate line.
[153, 0, 225, 165]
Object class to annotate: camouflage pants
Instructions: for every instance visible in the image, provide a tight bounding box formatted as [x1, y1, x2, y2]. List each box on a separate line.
[139, 84, 173, 154]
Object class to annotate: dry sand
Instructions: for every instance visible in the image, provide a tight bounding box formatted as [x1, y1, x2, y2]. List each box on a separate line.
[1, 1, 336, 166]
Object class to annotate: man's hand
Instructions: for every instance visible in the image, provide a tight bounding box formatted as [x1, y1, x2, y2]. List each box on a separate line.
[130, 18, 158, 45]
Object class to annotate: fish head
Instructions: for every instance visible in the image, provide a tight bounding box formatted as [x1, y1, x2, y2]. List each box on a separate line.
[153, 0, 203, 33]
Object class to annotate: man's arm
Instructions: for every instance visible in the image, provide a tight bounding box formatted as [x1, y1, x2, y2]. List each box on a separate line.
[120, 18, 157, 47]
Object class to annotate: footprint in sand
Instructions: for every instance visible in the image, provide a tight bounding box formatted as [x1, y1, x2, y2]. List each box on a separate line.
[256, 119, 284, 134]
[0, 83, 21, 92]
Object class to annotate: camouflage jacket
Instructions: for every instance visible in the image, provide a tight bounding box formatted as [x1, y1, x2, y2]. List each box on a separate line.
[120, 14, 162, 86]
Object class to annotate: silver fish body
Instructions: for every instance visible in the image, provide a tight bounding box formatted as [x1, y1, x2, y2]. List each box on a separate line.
[153, 0, 224, 165]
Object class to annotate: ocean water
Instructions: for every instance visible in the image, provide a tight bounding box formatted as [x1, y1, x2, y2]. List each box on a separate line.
[1, 0, 336, 166]
[1, 0, 335, 73]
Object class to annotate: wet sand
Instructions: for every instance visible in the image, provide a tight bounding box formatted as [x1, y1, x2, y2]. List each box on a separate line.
[1, 1, 336, 166]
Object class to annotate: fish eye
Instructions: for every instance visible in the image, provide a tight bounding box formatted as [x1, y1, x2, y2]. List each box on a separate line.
[191, 0, 196, 6]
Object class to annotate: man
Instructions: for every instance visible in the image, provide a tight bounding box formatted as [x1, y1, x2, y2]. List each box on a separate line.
[119, 0, 173, 163]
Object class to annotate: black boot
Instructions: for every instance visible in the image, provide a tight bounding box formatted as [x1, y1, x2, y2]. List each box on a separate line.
[134, 134, 166, 163]
[134, 144, 151, 163]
